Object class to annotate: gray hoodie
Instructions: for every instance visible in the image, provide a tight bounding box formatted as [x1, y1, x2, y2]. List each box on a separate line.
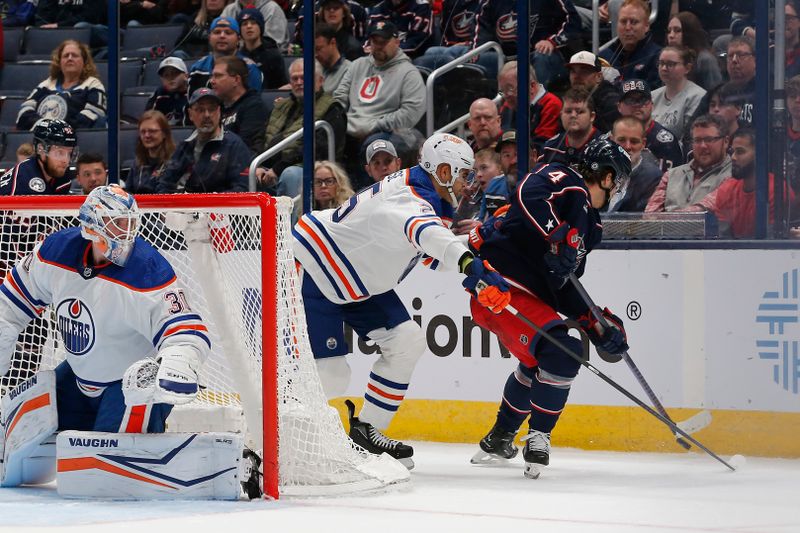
[333, 49, 425, 138]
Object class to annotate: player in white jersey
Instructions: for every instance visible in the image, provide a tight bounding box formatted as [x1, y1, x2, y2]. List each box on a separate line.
[0, 186, 210, 434]
[293, 133, 511, 468]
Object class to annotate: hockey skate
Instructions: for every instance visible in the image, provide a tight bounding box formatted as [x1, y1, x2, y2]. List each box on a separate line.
[470, 423, 519, 465]
[240, 448, 263, 499]
[521, 429, 550, 479]
[345, 400, 414, 470]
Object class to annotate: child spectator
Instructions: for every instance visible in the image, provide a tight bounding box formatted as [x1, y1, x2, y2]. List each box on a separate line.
[15, 143, 35, 164]
[145, 57, 190, 126]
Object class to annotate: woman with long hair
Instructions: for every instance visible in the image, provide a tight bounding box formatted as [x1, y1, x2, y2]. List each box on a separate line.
[666, 12, 723, 91]
[126, 110, 176, 194]
[313, 160, 354, 211]
[16, 39, 107, 130]
[651, 45, 707, 140]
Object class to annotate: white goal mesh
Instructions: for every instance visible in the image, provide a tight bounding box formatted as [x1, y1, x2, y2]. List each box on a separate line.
[0, 194, 408, 498]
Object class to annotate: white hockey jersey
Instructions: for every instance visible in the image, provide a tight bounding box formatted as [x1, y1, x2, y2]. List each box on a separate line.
[0, 227, 211, 396]
[293, 165, 470, 304]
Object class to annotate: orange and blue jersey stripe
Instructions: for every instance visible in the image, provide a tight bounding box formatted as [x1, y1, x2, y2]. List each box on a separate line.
[293, 213, 369, 302]
[0, 267, 46, 320]
[404, 215, 443, 249]
[152, 314, 211, 349]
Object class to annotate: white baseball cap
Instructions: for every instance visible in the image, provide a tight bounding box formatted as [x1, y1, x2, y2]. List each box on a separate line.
[158, 56, 188, 74]
[567, 51, 601, 71]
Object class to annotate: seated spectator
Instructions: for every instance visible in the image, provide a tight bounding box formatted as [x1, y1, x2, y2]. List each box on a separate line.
[708, 82, 747, 139]
[542, 88, 601, 165]
[70, 152, 107, 194]
[258, 59, 346, 200]
[667, 12, 723, 91]
[466, 98, 502, 152]
[699, 129, 793, 238]
[157, 88, 252, 193]
[237, 7, 288, 90]
[651, 46, 706, 141]
[474, 147, 507, 221]
[606, 116, 662, 212]
[494, 130, 537, 193]
[786, 75, 800, 192]
[334, 20, 425, 184]
[212, 56, 269, 154]
[645, 114, 732, 212]
[367, 0, 433, 59]
[145, 57, 190, 126]
[473, 0, 581, 87]
[3, 0, 37, 27]
[221, 0, 288, 49]
[598, 0, 673, 45]
[296, 0, 366, 61]
[413, 0, 482, 72]
[126, 110, 176, 194]
[497, 61, 562, 146]
[188, 16, 264, 96]
[122, 0, 168, 26]
[786, 1, 800, 79]
[0, 118, 77, 196]
[313, 160, 354, 210]
[16, 40, 107, 131]
[316, 23, 352, 94]
[617, 79, 683, 171]
[35, 0, 107, 49]
[176, 0, 228, 58]
[567, 51, 621, 133]
[15, 143, 35, 164]
[364, 138, 402, 182]
[599, 0, 662, 89]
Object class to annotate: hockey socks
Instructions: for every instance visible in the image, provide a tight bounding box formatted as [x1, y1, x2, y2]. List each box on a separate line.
[528, 332, 581, 434]
[495, 364, 534, 432]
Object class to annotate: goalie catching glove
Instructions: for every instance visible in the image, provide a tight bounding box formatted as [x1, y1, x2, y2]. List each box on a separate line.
[459, 253, 511, 314]
[577, 307, 629, 357]
[122, 345, 201, 406]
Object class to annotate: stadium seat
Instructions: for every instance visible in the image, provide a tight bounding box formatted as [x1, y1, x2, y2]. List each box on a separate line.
[3, 27, 24, 63]
[260, 90, 290, 116]
[282, 55, 295, 79]
[23, 27, 92, 56]
[171, 126, 194, 146]
[119, 127, 140, 168]
[122, 92, 153, 123]
[141, 59, 164, 88]
[75, 129, 109, 160]
[2, 129, 33, 161]
[0, 96, 26, 130]
[95, 59, 144, 90]
[0, 62, 51, 97]
[431, 64, 493, 131]
[122, 24, 186, 53]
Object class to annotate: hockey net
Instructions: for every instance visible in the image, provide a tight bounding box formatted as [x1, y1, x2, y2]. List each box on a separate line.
[0, 193, 408, 498]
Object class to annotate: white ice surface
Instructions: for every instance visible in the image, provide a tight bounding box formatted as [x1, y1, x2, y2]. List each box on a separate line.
[1, 442, 798, 533]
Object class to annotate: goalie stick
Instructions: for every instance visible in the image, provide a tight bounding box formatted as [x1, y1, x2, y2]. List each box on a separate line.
[567, 274, 712, 450]
[501, 302, 735, 471]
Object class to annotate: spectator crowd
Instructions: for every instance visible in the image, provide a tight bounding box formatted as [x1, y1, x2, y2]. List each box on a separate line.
[0, 0, 796, 238]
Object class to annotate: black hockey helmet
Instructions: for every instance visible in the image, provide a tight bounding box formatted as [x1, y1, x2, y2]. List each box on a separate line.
[576, 137, 631, 188]
[32, 118, 78, 150]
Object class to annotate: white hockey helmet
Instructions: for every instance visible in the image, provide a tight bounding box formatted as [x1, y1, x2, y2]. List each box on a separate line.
[419, 133, 475, 206]
[78, 185, 141, 266]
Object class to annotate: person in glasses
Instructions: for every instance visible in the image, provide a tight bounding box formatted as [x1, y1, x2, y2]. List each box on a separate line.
[645, 114, 731, 213]
[312, 160, 354, 210]
[651, 46, 706, 141]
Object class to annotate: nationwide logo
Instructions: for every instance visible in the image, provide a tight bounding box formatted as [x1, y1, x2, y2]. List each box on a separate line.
[755, 268, 800, 395]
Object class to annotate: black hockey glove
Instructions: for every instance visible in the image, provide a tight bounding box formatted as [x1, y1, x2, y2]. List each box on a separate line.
[577, 307, 629, 357]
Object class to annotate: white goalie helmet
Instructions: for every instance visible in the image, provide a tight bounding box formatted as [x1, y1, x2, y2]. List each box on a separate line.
[78, 185, 142, 266]
[419, 132, 475, 206]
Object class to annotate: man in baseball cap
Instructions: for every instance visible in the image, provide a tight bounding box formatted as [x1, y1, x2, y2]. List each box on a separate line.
[566, 50, 621, 132]
[364, 138, 401, 182]
[144, 57, 189, 125]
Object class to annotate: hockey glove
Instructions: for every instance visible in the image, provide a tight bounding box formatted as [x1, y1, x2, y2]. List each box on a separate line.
[154, 345, 200, 405]
[460, 254, 511, 314]
[577, 307, 629, 357]
[543, 223, 580, 288]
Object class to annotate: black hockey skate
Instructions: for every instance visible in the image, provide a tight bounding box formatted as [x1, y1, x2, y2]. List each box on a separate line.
[240, 447, 263, 499]
[345, 399, 414, 470]
[522, 429, 551, 479]
[470, 423, 519, 465]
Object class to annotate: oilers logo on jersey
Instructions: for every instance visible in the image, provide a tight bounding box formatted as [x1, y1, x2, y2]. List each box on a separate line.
[56, 298, 95, 356]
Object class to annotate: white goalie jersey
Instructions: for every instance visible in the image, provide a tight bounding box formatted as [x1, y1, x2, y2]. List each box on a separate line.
[292, 166, 470, 304]
[0, 227, 210, 395]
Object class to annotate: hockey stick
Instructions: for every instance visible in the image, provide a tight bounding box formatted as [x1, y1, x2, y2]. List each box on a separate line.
[567, 273, 694, 450]
[503, 303, 735, 471]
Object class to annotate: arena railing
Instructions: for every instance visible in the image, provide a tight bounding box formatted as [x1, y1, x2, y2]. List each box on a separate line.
[425, 41, 505, 136]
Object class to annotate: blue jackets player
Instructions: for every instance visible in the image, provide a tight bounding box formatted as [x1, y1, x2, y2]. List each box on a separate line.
[467, 138, 632, 479]
[0, 186, 210, 435]
[0, 118, 77, 196]
[293, 133, 510, 468]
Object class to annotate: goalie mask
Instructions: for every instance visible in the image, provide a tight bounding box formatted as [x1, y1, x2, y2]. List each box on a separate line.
[78, 185, 141, 266]
[419, 133, 476, 206]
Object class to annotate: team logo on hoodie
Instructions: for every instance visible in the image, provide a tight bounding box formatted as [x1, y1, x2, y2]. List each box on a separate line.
[359, 76, 383, 103]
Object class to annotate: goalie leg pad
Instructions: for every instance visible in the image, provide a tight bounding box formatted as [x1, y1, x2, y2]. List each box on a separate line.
[1, 370, 59, 487]
[359, 320, 426, 430]
[56, 431, 245, 500]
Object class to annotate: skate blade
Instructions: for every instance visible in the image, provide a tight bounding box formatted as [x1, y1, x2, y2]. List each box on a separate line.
[523, 462, 544, 479]
[470, 449, 514, 465]
[398, 457, 414, 470]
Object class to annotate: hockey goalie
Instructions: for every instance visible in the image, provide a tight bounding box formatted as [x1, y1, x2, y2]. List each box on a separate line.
[0, 186, 260, 500]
